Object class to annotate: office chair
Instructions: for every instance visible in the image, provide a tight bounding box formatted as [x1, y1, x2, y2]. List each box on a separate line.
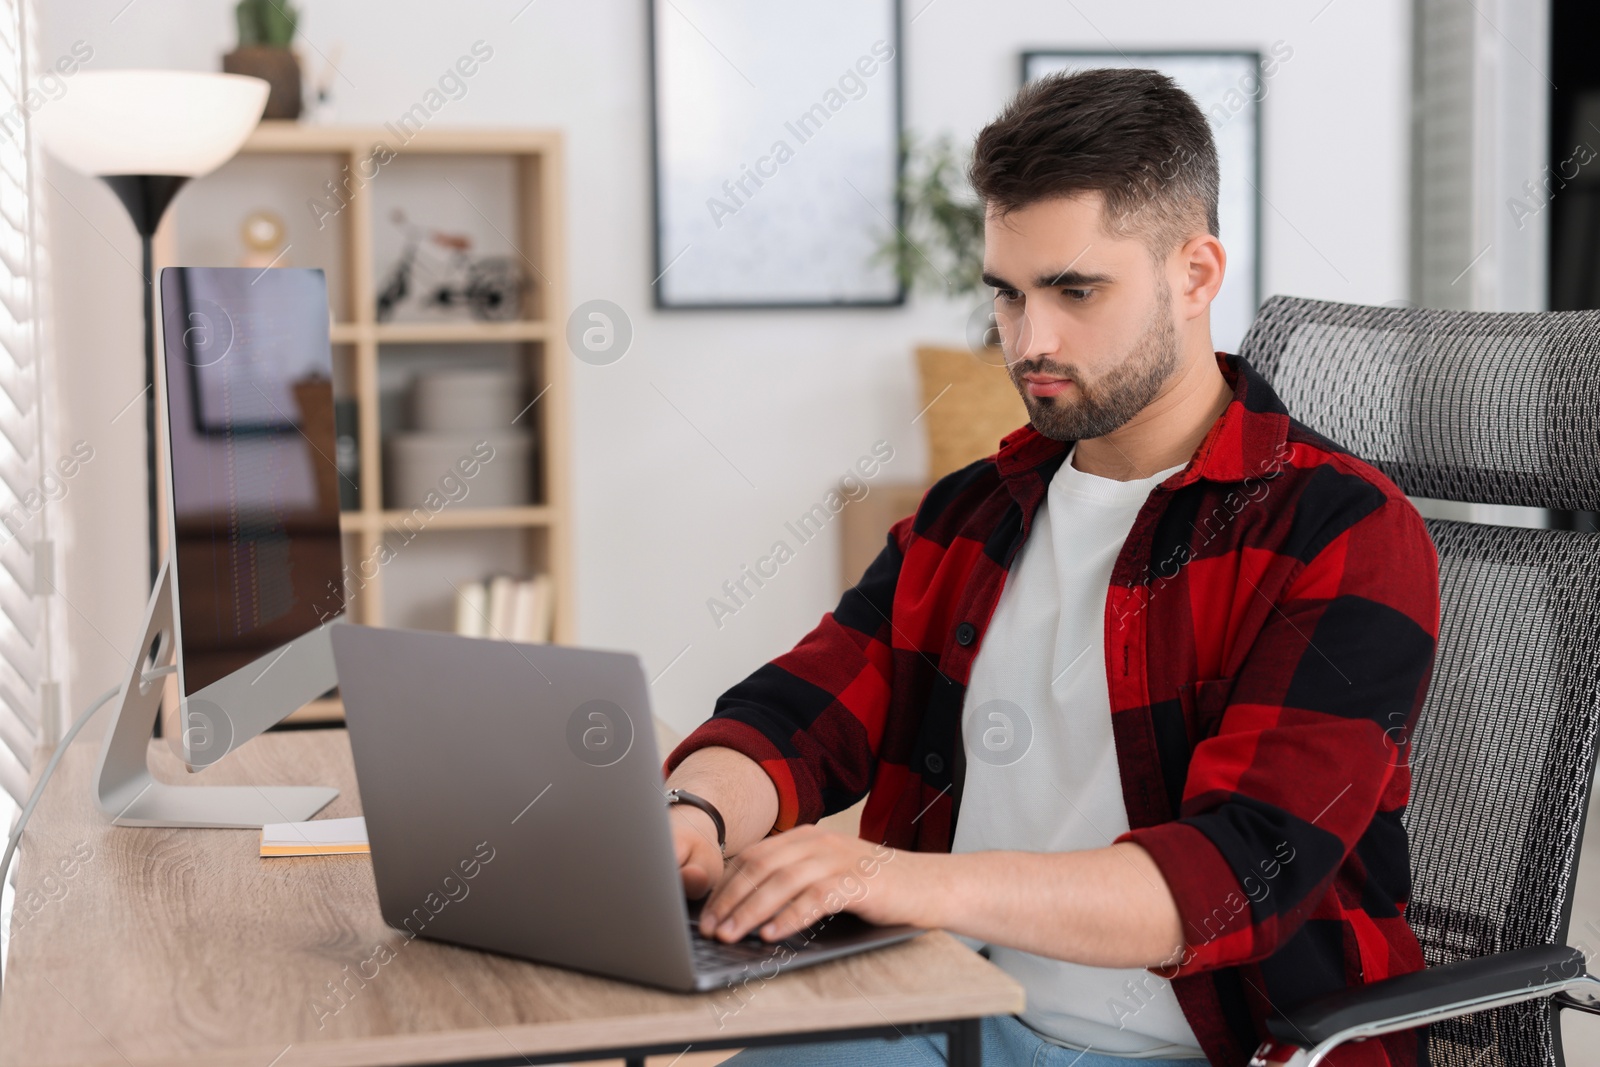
[1236, 296, 1600, 1067]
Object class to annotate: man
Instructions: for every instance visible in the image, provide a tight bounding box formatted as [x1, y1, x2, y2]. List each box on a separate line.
[663, 68, 1439, 1067]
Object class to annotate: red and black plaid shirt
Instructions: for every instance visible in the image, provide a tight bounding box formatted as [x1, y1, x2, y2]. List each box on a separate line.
[667, 352, 1440, 1066]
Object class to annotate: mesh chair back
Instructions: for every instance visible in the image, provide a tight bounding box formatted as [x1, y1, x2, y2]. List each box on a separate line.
[1239, 297, 1600, 1067]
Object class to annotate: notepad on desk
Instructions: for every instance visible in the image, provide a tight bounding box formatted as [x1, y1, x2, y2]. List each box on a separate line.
[260, 816, 369, 857]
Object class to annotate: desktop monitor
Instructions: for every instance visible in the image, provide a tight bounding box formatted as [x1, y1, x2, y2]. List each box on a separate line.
[158, 266, 347, 769]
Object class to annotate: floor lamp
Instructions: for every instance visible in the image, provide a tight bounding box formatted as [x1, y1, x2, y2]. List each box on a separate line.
[36, 70, 269, 587]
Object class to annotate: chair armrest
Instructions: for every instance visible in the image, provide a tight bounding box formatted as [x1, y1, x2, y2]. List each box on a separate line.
[1266, 944, 1588, 1048]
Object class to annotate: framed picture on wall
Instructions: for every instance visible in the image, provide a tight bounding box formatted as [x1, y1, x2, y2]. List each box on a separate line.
[1021, 50, 1265, 353]
[649, 0, 904, 308]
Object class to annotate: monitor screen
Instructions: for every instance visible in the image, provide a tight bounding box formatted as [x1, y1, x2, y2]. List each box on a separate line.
[159, 267, 345, 695]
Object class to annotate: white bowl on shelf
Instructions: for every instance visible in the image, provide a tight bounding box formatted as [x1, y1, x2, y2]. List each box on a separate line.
[411, 369, 525, 433]
[385, 430, 534, 510]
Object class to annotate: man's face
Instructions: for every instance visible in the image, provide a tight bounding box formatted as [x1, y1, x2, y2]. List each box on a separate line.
[981, 193, 1181, 442]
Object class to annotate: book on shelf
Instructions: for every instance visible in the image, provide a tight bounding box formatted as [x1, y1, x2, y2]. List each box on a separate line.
[454, 573, 552, 643]
[487, 574, 520, 637]
[454, 579, 488, 637]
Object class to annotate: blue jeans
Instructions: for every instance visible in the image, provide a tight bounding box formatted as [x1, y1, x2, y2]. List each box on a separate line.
[722, 1014, 1211, 1066]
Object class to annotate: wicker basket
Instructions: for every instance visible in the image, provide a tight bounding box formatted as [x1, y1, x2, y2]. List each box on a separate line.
[915, 345, 1029, 480]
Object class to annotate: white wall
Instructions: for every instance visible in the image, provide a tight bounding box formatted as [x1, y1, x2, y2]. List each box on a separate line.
[37, 0, 1411, 736]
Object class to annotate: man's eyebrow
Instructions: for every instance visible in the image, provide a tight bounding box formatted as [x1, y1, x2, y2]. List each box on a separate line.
[980, 267, 1116, 290]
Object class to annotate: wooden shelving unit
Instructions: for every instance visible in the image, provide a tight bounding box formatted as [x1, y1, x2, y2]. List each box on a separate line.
[167, 124, 573, 724]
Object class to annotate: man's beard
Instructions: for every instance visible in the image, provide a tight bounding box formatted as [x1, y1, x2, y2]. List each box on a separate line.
[1007, 284, 1181, 442]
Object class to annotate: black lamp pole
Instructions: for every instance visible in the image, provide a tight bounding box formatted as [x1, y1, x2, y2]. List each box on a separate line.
[99, 174, 190, 590]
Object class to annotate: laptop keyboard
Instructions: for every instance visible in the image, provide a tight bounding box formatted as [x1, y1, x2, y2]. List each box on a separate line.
[687, 920, 812, 972]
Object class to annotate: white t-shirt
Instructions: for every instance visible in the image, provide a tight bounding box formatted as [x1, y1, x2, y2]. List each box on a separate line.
[951, 444, 1204, 1058]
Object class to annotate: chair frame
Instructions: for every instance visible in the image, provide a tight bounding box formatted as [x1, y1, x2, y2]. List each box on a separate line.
[1252, 947, 1600, 1065]
[1236, 296, 1600, 1066]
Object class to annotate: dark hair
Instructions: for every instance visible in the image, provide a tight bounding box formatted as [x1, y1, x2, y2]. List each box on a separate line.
[968, 67, 1219, 256]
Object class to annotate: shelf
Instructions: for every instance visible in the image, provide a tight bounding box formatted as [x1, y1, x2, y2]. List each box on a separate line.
[339, 505, 554, 533]
[243, 122, 379, 152]
[245, 123, 563, 153]
[210, 124, 571, 640]
[375, 321, 550, 343]
[327, 321, 550, 344]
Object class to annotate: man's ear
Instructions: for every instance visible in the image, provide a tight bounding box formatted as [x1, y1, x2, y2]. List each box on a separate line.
[1174, 231, 1226, 322]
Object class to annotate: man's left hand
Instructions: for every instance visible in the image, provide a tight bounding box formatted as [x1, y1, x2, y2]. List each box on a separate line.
[698, 825, 922, 942]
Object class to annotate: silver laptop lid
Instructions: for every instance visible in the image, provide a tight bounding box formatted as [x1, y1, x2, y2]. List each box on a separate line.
[332, 624, 698, 991]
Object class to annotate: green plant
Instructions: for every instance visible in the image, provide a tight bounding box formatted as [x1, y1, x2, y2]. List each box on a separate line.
[873, 131, 987, 299]
[235, 0, 299, 48]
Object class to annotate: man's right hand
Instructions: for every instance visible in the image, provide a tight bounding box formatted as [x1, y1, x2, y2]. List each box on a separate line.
[663, 745, 780, 899]
[671, 803, 724, 899]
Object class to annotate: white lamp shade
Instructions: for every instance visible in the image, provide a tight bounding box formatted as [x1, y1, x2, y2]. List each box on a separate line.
[36, 70, 269, 178]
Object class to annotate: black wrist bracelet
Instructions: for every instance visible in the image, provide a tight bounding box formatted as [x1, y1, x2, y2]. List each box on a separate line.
[666, 788, 726, 854]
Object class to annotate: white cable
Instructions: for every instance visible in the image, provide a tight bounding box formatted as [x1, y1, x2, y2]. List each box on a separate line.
[0, 683, 122, 1005]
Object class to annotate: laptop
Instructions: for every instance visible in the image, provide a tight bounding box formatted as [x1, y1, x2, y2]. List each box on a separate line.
[330, 624, 922, 992]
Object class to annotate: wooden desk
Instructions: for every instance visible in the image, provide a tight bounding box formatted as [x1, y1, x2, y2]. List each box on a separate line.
[0, 724, 1023, 1067]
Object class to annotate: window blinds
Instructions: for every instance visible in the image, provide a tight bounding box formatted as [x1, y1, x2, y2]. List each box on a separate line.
[0, 0, 54, 808]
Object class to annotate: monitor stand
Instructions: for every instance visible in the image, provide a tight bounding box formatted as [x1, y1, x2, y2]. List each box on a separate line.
[92, 558, 339, 828]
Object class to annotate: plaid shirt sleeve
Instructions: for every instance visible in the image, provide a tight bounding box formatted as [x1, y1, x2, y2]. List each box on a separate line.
[662, 517, 911, 832]
[1115, 481, 1441, 977]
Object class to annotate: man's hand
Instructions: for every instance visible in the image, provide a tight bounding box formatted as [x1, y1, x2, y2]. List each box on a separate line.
[694, 828, 1186, 970]
[663, 746, 779, 899]
[671, 803, 724, 899]
[698, 825, 918, 942]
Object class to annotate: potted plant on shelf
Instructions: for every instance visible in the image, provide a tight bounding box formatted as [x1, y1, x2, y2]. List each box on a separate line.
[874, 132, 1025, 482]
[223, 0, 302, 120]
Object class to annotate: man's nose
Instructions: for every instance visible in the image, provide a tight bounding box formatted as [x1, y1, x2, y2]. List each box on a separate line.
[1004, 310, 1052, 366]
